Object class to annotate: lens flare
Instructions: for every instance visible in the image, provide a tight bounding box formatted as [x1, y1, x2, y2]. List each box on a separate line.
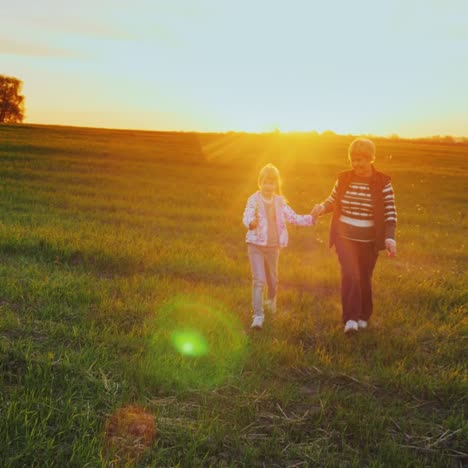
[104, 405, 156, 463]
[171, 330, 208, 357]
[137, 296, 247, 391]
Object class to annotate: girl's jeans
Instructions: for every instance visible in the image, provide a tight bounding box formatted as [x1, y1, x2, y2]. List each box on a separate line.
[247, 243, 279, 317]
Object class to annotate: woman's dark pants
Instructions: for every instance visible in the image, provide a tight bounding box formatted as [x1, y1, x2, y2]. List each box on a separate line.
[334, 236, 378, 323]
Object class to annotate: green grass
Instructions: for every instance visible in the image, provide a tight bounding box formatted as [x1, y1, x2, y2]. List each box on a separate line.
[0, 123, 466, 466]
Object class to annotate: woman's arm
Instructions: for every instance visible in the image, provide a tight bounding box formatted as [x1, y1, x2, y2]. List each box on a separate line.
[311, 180, 339, 217]
[383, 181, 397, 255]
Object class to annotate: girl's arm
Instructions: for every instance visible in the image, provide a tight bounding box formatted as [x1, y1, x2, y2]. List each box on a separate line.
[242, 195, 258, 229]
[283, 203, 315, 226]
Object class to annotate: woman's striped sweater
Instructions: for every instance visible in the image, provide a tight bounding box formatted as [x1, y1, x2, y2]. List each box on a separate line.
[323, 173, 397, 242]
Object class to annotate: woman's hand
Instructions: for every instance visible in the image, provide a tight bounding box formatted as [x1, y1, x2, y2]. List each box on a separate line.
[311, 204, 325, 218]
[385, 238, 397, 257]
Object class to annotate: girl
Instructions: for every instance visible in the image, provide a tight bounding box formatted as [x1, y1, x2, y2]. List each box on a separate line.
[242, 163, 315, 329]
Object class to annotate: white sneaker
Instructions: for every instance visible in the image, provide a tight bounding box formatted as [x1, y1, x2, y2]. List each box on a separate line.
[264, 298, 277, 314]
[250, 315, 264, 329]
[344, 320, 358, 334]
[358, 320, 368, 329]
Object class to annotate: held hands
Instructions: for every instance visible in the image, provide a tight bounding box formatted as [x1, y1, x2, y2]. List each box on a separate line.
[385, 238, 397, 257]
[311, 204, 325, 218]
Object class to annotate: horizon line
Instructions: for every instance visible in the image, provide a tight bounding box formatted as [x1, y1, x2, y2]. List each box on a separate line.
[3, 121, 467, 141]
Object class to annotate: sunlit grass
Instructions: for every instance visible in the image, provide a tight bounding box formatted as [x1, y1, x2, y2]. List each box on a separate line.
[0, 123, 466, 466]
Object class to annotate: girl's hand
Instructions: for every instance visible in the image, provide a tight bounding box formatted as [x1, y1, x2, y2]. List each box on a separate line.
[249, 206, 259, 229]
[249, 210, 259, 229]
[249, 219, 258, 230]
[385, 239, 397, 257]
[311, 204, 325, 218]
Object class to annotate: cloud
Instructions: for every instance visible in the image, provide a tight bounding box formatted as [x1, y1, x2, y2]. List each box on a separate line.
[0, 37, 85, 58]
[20, 16, 133, 41]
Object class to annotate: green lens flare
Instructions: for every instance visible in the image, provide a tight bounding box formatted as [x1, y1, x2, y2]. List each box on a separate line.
[137, 296, 248, 391]
[171, 330, 208, 357]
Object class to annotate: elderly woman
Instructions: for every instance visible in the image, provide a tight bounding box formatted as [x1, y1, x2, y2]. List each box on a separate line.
[311, 138, 397, 334]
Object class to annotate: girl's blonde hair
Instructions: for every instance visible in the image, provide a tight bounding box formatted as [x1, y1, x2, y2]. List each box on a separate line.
[348, 138, 376, 162]
[257, 163, 283, 195]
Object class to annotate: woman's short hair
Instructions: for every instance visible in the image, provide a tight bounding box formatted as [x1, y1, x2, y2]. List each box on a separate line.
[348, 138, 376, 161]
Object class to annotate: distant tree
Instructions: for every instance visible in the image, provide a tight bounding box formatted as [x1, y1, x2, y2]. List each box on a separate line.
[0, 75, 25, 123]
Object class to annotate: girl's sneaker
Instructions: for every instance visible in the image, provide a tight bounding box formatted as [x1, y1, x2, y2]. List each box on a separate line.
[358, 320, 368, 329]
[344, 320, 358, 334]
[250, 315, 264, 329]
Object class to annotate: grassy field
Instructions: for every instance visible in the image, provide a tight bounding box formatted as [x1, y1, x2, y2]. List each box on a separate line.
[0, 123, 466, 467]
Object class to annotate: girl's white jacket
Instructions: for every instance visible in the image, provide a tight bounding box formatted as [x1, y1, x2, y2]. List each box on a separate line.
[242, 192, 314, 248]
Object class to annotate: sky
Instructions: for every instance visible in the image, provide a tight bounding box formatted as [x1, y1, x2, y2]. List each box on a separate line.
[1, 0, 467, 137]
